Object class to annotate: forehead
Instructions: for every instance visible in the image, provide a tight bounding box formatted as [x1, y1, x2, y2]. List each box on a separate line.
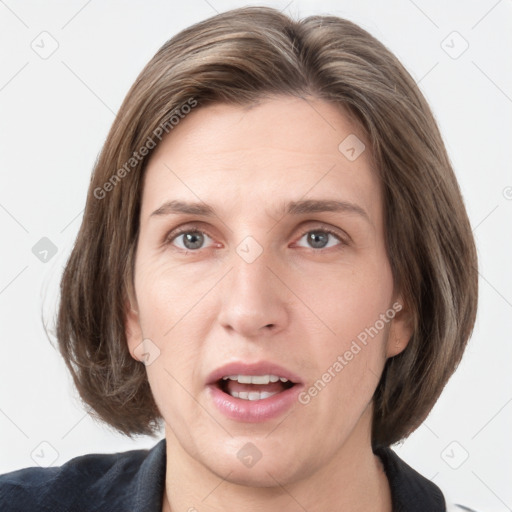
[140, 96, 381, 228]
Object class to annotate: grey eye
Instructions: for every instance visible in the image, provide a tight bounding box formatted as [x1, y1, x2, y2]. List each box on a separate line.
[297, 230, 342, 250]
[173, 231, 212, 250]
[307, 231, 329, 249]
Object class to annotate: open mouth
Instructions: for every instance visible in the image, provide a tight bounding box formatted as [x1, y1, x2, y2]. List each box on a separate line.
[217, 374, 296, 401]
[207, 363, 303, 421]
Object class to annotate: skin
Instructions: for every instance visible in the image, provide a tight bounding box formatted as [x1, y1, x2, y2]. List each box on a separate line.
[125, 96, 413, 512]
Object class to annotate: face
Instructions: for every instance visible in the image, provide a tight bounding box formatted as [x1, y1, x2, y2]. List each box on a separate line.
[126, 96, 411, 486]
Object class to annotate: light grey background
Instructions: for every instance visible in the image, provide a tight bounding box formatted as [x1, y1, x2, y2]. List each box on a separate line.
[1, 0, 511, 510]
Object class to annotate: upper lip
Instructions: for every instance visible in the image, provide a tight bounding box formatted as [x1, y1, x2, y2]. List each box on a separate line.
[206, 361, 303, 386]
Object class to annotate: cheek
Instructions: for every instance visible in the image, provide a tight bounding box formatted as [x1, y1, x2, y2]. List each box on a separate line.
[134, 260, 208, 397]
[297, 254, 394, 344]
[298, 257, 393, 398]
[134, 252, 215, 337]
[300, 321, 390, 424]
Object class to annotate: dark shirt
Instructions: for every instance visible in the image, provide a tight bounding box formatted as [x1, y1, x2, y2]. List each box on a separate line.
[0, 439, 459, 511]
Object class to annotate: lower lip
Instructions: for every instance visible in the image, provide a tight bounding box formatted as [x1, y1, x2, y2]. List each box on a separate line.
[208, 383, 303, 422]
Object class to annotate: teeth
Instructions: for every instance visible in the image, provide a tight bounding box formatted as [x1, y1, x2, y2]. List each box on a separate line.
[251, 375, 270, 385]
[222, 374, 287, 384]
[232, 390, 278, 400]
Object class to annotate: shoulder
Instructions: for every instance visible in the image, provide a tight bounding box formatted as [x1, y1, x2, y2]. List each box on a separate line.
[375, 445, 445, 511]
[0, 440, 166, 512]
[374, 446, 479, 512]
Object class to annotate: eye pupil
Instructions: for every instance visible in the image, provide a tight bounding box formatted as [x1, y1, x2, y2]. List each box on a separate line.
[308, 231, 328, 249]
[183, 232, 204, 250]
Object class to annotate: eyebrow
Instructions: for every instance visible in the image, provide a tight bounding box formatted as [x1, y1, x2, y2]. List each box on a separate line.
[150, 199, 370, 223]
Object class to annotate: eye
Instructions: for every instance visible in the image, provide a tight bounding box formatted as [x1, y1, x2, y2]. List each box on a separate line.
[167, 229, 215, 251]
[165, 225, 347, 253]
[295, 228, 345, 250]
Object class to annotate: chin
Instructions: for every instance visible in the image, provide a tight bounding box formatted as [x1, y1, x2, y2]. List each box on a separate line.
[207, 455, 301, 488]
[195, 436, 314, 488]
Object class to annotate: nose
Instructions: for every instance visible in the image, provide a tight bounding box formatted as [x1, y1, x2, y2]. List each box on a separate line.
[217, 250, 289, 338]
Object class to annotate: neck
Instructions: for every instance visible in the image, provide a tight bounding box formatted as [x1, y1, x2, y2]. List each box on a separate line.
[162, 408, 391, 512]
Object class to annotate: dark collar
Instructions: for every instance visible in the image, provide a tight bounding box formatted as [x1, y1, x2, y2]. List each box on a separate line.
[131, 438, 167, 511]
[1, 439, 445, 511]
[374, 445, 446, 511]
[136, 440, 445, 512]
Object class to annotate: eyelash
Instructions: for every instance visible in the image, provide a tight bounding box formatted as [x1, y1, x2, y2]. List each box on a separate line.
[164, 224, 348, 253]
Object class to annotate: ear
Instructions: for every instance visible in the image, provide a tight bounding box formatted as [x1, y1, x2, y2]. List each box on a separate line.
[385, 297, 414, 358]
[125, 298, 143, 362]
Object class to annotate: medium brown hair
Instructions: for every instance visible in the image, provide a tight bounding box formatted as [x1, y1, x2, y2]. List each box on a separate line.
[56, 6, 478, 447]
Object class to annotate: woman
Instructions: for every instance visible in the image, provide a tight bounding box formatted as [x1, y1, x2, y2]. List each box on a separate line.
[0, 6, 478, 511]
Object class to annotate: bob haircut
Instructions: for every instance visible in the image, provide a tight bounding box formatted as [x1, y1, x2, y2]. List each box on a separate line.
[56, 6, 478, 448]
